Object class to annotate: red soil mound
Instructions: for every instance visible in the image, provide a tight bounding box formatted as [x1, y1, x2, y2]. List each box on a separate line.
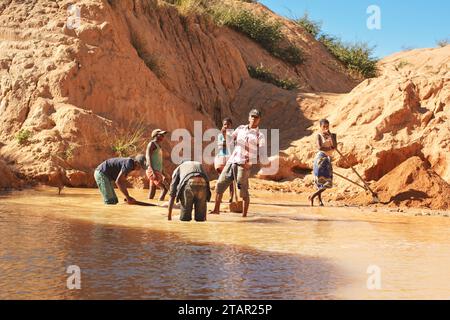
[362, 157, 450, 210]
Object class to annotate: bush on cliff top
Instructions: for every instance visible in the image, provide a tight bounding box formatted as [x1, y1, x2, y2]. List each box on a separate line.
[165, 0, 207, 16]
[210, 6, 304, 65]
[295, 12, 322, 39]
[295, 13, 378, 78]
[436, 38, 449, 47]
[318, 34, 378, 78]
[163, 1, 304, 65]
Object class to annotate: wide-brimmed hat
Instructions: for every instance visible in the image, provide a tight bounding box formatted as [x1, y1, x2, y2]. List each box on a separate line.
[134, 154, 148, 170]
[151, 129, 168, 139]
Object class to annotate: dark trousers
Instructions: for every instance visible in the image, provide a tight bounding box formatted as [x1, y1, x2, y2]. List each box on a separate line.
[179, 178, 208, 222]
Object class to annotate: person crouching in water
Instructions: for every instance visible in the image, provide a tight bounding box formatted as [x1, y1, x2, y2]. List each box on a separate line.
[210, 109, 265, 217]
[214, 117, 234, 202]
[167, 161, 211, 222]
[146, 129, 169, 201]
[94, 155, 147, 205]
[310, 119, 337, 206]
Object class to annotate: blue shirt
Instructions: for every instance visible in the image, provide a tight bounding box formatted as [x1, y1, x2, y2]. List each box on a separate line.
[96, 158, 134, 181]
[217, 133, 230, 156]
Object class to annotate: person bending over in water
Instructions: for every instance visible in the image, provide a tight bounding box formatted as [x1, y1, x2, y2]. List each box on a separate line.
[310, 119, 337, 207]
[167, 161, 211, 222]
[94, 155, 147, 205]
[146, 129, 169, 201]
[214, 117, 234, 202]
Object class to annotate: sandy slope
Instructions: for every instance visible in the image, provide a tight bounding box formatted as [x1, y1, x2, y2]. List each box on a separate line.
[260, 46, 450, 210]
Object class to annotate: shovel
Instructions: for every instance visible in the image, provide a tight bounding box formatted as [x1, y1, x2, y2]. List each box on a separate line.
[335, 148, 380, 203]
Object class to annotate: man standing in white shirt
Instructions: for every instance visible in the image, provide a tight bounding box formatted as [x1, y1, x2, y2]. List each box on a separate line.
[210, 109, 265, 217]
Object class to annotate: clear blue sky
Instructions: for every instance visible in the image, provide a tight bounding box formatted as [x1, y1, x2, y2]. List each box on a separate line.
[260, 0, 450, 58]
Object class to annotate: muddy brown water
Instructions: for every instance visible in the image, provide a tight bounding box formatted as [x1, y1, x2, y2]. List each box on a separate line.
[0, 187, 449, 299]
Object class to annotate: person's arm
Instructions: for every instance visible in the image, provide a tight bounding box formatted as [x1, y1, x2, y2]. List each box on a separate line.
[167, 168, 180, 220]
[217, 134, 224, 153]
[116, 170, 136, 204]
[145, 142, 152, 169]
[331, 133, 337, 150]
[219, 133, 227, 153]
[317, 134, 323, 150]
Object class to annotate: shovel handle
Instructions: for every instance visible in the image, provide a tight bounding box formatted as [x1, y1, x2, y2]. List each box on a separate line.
[335, 148, 377, 196]
[334, 171, 367, 191]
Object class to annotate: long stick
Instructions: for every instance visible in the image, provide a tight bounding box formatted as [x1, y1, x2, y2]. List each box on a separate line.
[334, 171, 366, 190]
[335, 148, 379, 201]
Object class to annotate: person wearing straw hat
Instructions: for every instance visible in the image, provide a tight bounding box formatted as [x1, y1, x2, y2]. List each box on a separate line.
[94, 154, 147, 205]
[146, 129, 169, 201]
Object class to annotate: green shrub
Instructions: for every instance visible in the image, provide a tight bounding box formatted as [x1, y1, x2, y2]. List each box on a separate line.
[16, 129, 31, 145]
[168, 0, 206, 16]
[213, 8, 282, 49]
[318, 34, 378, 78]
[295, 12, 322, 38]
[294, 13, 378, 78]
[111, 123, 147, 157]
[166, 1, 304, 65]
[436, 38, 449, 48]
[247, 65, 298, 90]
[211, 6, 304, 65]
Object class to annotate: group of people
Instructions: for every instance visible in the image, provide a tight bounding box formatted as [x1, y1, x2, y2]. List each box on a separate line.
[94, 109, 337, 222]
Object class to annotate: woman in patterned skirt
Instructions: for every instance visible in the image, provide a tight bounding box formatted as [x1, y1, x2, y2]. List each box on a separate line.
[310, 119, 337, 206]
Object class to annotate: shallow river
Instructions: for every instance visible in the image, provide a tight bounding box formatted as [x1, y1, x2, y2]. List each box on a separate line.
[0, 187, 449, 299]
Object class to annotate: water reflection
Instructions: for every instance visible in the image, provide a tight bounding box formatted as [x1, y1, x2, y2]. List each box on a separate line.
[1, 188, 450, 300]
[0, 211, 340, 299]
